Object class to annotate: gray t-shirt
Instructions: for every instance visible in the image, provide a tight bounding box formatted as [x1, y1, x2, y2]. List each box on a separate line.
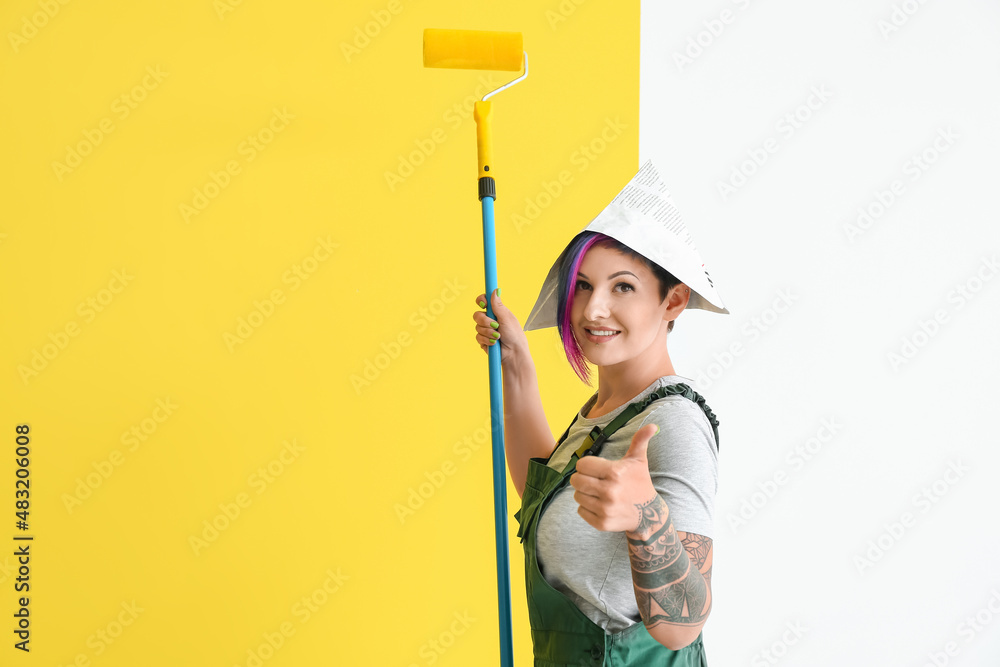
[536, 375, 719, 634]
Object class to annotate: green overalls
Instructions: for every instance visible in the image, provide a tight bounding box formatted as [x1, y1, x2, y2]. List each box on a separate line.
[513, 383, 720, 666]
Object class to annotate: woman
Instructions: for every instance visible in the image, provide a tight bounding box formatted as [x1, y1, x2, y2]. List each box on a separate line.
[471, 161, 728, 665]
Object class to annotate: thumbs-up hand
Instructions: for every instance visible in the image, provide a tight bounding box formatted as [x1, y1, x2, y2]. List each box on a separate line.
[570, 423, 660, 533]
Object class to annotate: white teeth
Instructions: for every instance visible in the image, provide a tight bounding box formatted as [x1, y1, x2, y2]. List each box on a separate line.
[586, 329, 619, 336]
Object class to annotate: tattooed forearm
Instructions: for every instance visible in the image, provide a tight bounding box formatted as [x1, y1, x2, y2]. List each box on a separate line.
[681, 533, 711, 570]
[626, 494, 711, 629]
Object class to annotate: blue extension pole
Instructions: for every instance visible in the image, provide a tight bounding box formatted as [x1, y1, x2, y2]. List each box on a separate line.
[481, 193, 514, 666]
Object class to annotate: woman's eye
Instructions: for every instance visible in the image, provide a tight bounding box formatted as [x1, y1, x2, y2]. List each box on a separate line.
[575, 281, 633, 292]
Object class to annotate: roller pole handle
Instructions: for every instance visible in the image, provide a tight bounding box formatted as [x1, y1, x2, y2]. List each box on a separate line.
[482, 197, 512, 667]
[477, 96, 513, 667]
[474, 101, 494, 182]
[475, 101, 497, 202]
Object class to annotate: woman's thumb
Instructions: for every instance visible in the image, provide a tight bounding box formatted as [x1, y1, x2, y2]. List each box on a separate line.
[625, 424, 659, 461]
[491, 288, 505, 313]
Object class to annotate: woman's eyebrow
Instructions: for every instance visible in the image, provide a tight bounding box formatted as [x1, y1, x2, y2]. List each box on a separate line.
[576, 271, 639, 280]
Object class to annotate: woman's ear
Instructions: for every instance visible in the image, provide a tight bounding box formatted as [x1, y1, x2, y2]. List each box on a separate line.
[663, 284, 690, 320]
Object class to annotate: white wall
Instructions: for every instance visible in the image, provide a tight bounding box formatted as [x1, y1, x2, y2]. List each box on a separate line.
[641, 1, 1000, 664]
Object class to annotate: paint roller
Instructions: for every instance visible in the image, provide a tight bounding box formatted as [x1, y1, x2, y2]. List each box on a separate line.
[423, 28, 527, 667]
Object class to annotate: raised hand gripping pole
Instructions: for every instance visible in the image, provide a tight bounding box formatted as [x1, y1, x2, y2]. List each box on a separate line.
[423, 29, 528, 667]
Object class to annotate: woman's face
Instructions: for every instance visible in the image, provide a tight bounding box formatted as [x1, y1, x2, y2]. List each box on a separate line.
[570, 244, 681, 368]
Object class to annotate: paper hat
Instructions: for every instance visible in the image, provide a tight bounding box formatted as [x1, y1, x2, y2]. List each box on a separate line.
[523, 159, 729, 331]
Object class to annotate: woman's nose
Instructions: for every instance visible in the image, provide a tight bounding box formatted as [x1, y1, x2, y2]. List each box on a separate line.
[583, 288, 611, 320]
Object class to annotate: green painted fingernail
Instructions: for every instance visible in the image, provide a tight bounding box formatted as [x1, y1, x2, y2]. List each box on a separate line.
[478, 300, 486, 308]
[492, 331, 499, 339]
[490, 321, 499, 329]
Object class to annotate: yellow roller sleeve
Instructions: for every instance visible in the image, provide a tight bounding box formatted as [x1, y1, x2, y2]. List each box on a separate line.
[423, 29, 523, 71]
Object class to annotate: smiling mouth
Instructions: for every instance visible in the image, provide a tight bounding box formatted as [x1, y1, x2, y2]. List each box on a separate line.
[583, 328, 621, 341]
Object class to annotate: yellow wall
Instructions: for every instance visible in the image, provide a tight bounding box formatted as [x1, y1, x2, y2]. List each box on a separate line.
[0, 0, 638, 663]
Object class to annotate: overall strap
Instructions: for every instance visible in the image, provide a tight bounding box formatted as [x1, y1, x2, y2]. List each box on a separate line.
[569, 383, 720, 461]
[554, 413, 579, 449]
